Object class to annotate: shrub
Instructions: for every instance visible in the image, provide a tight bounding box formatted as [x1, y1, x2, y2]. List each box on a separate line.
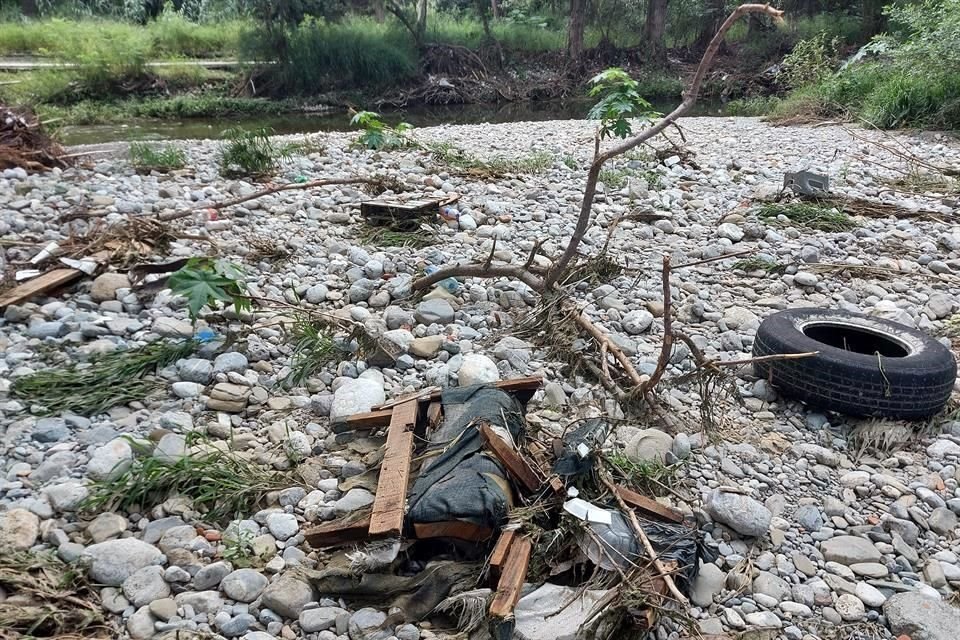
[218, 127, 294, 177]
[351, 110, 413, 150]
[129, 142, 187, 172]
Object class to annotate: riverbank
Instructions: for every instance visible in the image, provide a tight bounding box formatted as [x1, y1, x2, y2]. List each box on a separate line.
[2, 117, 960, 640]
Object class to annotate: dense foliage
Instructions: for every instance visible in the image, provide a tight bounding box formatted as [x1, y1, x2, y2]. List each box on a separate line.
[0, 0, 956, 130]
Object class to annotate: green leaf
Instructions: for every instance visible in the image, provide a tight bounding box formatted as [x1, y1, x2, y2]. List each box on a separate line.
[168, 258, 248, 321]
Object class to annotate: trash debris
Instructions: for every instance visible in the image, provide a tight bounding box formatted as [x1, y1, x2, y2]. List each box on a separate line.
[783, 169, 829, 195]
[361, 195, 459, 232]
[304, 377, 705, 638]
[0, 105, 68, 173]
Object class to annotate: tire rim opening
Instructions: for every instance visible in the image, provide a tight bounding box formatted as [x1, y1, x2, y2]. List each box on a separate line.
[802, 322, 910, 358]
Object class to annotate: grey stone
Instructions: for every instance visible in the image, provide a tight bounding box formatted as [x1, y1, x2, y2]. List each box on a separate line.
[127, 605, 156, 640]
[86, 512, 128, 543]
[194, 561, 233, 590]
[43, 481, 89, 512]
[0, 508, 40, 550]
[178, 358, 213, 383]
[143, 517, 186, 545]
[82, 538, 165, 586]
[415, 299, 455, 325]
[457, 353, 500, 386]
[219, 613, 256, 637]
[122, 565, 171, 607]
[260, 575, 315, 618]
[300, 606, 348, 633]
[753, 571, 791, 601]
[332, 488, 375, 516]
[86, 438, 134, 481]
[149, 598, 177, 621]
[884, 592, 960, 640]
[175, 590, 223, 614]
[622, 309, 654, 334]
[330, 378, 385, 420]
[794, 504, 824, 531]
[705, 489, 772, 537]
[265, 513, 298, 541]
[821, 536, 881, 565]
[33, 417, 69, 442]
[744, 611, 781, 628]
[854, 582, 886, 608]
[928, 507, 957, 536]
[214, 352, 249, 374]
[348, 607, 389, 640]
[691, 562, 725, 607]
[221, 569, 268, 603]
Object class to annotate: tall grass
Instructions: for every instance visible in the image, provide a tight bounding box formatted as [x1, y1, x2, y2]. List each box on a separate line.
[0, 15, 244, 58]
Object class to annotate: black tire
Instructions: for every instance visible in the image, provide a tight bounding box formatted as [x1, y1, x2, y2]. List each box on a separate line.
[753, 308, 957, 419]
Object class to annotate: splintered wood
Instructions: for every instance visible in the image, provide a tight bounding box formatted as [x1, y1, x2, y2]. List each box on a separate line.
[368, 399, 419, 537]
[489, 534, 533, 619]
[479, 422, 541, 493]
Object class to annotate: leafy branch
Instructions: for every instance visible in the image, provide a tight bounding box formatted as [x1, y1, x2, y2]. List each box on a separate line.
[168, 257, 250, 320]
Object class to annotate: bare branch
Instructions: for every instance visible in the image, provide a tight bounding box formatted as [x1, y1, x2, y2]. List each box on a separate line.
[412, 263, 544, 291]
[641, 254, 673, 394]
[157, 177, 388, 222]
[544, 3, 783, 288]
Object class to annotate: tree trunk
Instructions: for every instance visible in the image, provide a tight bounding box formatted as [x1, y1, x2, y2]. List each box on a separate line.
[373, 0, 385, 23]
[21, 0, 39, 17]
[643, 0, 669, 60]
[693, 0, 726, 52]
[490, 0, 499, 20]
[567, 0, 587, 60]
[416, 0, 428, 42]
[861, 0, 885, 37]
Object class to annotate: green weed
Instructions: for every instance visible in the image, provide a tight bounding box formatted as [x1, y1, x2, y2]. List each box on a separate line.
[81, 434, 295, 525]
[428, 142, 551, 176]
[561, 154, 578, 170]
[732, 257, 785, 274]
[168, 257, 249, 320]
[605, 453, 685, 498]
[358, 226, 437, 249]
[351, 110, 413, 151]
[284, 316, 345, 388]
[128, 142, 187, 172]
[599, 167, 630, 189]
[218, 127, 295, 178]
[757, 202, 857, 232]
[11, 340, 195, 416]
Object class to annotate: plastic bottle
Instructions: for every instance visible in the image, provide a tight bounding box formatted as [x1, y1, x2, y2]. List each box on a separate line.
[424, 265, 461, 293]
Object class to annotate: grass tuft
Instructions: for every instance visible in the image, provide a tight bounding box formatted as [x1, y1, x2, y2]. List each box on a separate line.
[358, 226, 438, 249]
[81, 434, 295, 525]
[218, 127, 295, 178]
[428, 142, 552, 177]
[732, 257, 785, 274]
[11, 340, 195, 416]
[128, 142, 187, 172]
[0, 551, 104, 637]
[757, 202, 857, 232]
[284, 316, 345, 388]
[605, 453, 685, 498]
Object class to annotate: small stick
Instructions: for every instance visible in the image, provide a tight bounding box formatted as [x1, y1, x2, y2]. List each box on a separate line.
[641, 254, 673, 393]
[600, 473, 688, 605]
[708, 351, 818, 368]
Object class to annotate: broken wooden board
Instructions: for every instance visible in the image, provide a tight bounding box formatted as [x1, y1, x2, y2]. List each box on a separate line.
[0, 250, 111, 310]
[479, 422, 541, 493]
[367, 399, 419, 537]
[412, 521, 493, 542]
[614, 485, 684, 524]
[303, 511, 372, 548]
[489, 535, 533, 619]
[488, 529, 516, 584]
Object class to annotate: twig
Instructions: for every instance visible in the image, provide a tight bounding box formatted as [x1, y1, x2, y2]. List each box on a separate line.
[599, 472, 689, 605]
[674, 248, 755, 269]
[641, 254, 673, 393]
[157, 177, 392, 222]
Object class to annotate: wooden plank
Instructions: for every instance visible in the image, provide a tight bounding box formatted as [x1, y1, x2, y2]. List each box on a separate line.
[489, 535, 532, 619]
[614, 485, 684, 524]
[331, 408, 394, 433]
[412, 521, 493, 542]
[425, 402, 442, 429]
[0, 268, 85, 309]
[303, 513, 371, 548]
[368, 399, 419, 537]
[488, 530, 516, 583]
[479, 422, 540, 493]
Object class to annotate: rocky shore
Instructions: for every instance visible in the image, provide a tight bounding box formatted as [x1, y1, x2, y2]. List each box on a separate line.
[1, 116, 959, 640]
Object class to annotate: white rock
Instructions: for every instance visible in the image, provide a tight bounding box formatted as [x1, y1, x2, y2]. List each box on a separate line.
[457, 354, 500, 386]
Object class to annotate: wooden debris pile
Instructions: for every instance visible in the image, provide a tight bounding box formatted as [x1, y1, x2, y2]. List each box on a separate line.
[0, 106, 68, 173]
[303, 377, 706, 639]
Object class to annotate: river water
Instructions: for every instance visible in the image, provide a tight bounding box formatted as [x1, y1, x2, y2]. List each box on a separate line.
[58, 98, 730, 146]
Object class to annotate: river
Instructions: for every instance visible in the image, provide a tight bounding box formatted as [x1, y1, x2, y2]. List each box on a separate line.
[58, 98, 730, 146]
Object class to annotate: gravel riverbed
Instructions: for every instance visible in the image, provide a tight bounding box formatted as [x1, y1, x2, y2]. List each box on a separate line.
[1, 116, 960, 640]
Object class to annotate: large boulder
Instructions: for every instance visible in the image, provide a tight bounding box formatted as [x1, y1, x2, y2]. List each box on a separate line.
[82, 539, 165, 586]
[330, 378, 385, 420]
[457, 354, 500, 386]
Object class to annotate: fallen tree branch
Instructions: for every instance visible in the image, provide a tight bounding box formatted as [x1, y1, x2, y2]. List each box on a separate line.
[157, 177, 396, 222]
[412, 264, 544, 291]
